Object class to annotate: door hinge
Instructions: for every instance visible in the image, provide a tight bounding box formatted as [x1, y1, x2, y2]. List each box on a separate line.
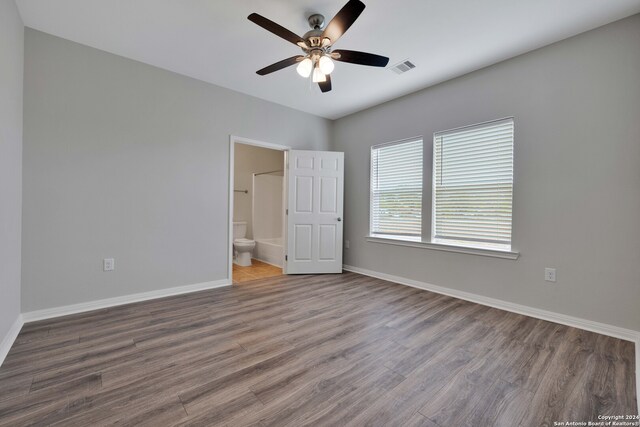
[286, 209, 288, 215]
[285, 255, 288, 261]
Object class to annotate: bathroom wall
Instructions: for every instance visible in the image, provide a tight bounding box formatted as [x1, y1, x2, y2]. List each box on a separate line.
[233, 144, 284, 240]
[253, 174, 284, 240]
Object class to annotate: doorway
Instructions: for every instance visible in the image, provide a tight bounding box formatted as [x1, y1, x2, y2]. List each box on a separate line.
[228, 136, 289, 284]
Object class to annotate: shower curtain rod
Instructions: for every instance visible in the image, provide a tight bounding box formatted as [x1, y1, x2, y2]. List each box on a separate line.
[254, 169, 284, 176]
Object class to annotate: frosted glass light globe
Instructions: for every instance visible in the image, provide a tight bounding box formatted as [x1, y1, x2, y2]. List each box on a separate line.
[319, 55, 335, 75]
[296, 58, 313, 78]
[312, 67, 327, 83]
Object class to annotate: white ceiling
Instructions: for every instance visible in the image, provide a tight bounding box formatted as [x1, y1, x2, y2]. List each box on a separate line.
[16, 0, 640, 119]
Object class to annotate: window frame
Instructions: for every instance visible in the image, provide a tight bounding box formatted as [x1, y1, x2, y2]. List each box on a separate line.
[369, 136, 424, 242]
[365, 118, 519, 260]
[431, 117, 515, 252]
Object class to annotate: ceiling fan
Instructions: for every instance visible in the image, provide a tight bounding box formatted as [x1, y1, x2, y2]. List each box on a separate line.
[248, 0, 389, 93]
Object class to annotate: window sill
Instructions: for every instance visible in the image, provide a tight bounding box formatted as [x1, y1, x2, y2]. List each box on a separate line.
[365, 235, 520, 260]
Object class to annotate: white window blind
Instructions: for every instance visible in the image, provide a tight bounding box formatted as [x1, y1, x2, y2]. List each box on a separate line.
[370, 138, 423, 238]
[433, 118, 514, 249]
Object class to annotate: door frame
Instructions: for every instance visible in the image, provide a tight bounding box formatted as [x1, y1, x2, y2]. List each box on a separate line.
[228, 135, 290, 284]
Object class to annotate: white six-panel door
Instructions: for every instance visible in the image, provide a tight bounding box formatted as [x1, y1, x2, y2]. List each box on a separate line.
[285, 150, 344, 274]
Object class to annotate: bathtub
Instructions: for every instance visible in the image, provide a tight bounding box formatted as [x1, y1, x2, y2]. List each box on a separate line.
[254, 237, 284, 267]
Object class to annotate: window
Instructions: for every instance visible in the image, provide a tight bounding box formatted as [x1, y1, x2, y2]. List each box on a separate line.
[370, 138, 423, 240]
[432, 118, 514, 250]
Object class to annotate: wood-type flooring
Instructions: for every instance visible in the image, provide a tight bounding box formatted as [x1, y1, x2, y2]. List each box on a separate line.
[0, 272, 636, 426]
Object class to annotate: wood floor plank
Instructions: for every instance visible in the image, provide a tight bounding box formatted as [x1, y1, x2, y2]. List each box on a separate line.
[459, 379, 532, 427]
[297, 366, 405, 426]
[0, 375, 31, 404]
[405, 412, 440, 427]
[248, 337, 403, 408]
[99, 340, 246, 389]
[176, 391, 263, 426]
[418, 353, 506, 425]
[0, 272, 635, 426]
[29, 339, 137, 392]
[348, 348, 478, 426]
[517, 327, 603, 426]
[106, 399, 187, 427]
[233, 353, 398, 427]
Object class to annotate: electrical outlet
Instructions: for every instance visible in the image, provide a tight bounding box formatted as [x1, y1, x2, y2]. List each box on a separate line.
[104, 258, 115, 272]
[345, 240, 350, 249]
[544, 268, 556, 282]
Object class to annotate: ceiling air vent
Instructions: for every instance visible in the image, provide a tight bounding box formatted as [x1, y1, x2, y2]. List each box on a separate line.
[390, 60, 416, 74]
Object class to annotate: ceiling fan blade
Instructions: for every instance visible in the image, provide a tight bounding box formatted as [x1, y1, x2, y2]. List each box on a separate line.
[332, 49, 389, 67]
[248, 13, 307, 47]
[256, 56, 304, 75]
[322, 0, 366, 44]
[318, 74, 332, 93]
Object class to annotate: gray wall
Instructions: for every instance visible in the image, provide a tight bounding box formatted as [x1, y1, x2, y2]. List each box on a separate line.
[22, 29, 331, 312]
[0, 0, 24, 341]
[332, 14, 640, 331]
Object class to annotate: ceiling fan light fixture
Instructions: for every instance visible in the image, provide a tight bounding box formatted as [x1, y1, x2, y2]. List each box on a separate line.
[296, 57, 313, 77]
[249, 0, 390, 94]
[312, 67, 327, 83]
[319, 55, 335, 75]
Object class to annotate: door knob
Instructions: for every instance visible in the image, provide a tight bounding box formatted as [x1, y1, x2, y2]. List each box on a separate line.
[337, 217, 342, 222]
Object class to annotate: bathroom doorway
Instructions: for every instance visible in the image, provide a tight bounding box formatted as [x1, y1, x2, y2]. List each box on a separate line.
[229, 136, 288, 284]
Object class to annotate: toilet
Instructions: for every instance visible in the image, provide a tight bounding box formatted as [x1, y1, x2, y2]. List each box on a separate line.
[233, 221, 255, 266]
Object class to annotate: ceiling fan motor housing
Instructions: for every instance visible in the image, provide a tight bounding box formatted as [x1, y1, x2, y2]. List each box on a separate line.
[302, 14, 329, 49]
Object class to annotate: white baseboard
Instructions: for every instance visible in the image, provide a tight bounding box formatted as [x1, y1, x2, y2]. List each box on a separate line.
[0, 314, 24, 367]
[252, 257, 283, 269]
[22, 279, 231, 323]
[343, 264, 639, 342]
